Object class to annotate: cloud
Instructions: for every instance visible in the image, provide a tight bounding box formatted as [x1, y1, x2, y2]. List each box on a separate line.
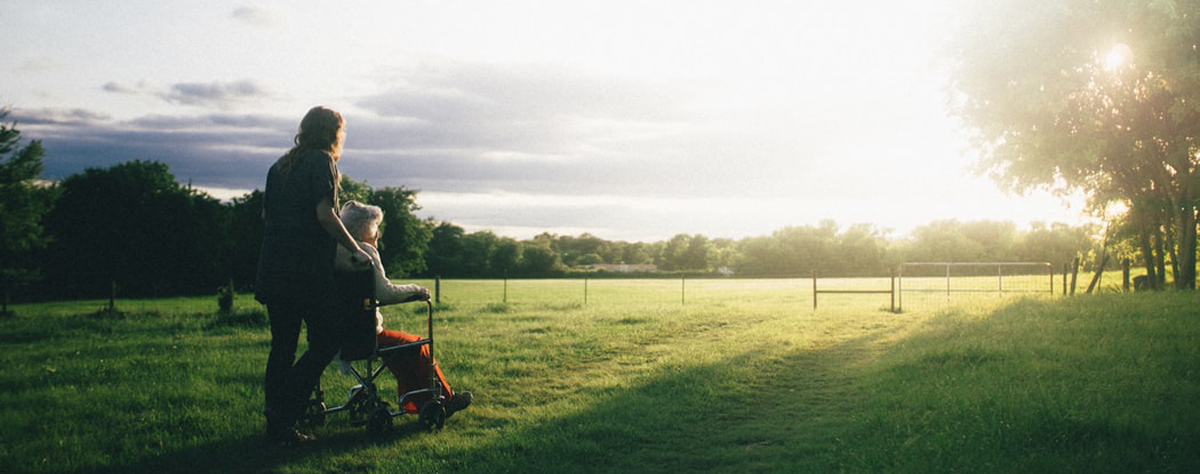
[101, 81, 153, 94]
[14, 109, 290, 190]
[356, 62, 689, 149]
[162, 80, 270, 108]
[344, 61, 729, 197]
[230, 6, 278, 27]
[10, 108, 112, 126]
[15, 57, 62, 73]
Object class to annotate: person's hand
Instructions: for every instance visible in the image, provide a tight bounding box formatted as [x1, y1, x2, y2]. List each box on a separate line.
[408, 286, 431, 302]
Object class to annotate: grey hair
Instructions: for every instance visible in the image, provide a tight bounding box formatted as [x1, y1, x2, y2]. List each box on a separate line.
[339, 200, 383, 240]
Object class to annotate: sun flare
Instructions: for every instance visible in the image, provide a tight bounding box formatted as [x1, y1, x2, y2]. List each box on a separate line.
[1103, 43, 1133, 71]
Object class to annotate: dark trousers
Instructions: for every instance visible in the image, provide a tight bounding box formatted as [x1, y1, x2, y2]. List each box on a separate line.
[265, 297, 340, 426]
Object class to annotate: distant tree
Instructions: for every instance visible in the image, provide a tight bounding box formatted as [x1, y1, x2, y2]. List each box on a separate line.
[226, 190, 264, 288]
[367, 185, 430, 277]
[555, 233, 608, 267]
[424, 221, 466, 277]
[43, 160, 226, 297]
[619, 242, 651, 265]
[658, 234, 690, 271]
[838, 223, 886, 276]
[906, 220, 987, 263]
[1017, 221, 1097, 269]
[0, 110, 57, 312]
[339, 175, 372, 204]
[490, 237, 522, 276]
[682, 234, 711, 271]
[461, 231, 498, 276]
[709, 238, 738, 271]
[577, 253, 604, 266]
[519, 242, 563, 277]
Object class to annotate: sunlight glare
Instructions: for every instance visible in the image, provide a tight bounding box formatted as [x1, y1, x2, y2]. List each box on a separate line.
[1103, 43, 1132, 71]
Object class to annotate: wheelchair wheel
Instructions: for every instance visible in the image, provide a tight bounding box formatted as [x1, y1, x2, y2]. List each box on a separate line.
[418, 400, 445, 431]
[366, 406, 392, 436]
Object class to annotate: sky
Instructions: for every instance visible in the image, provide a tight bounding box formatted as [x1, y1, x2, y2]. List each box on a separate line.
[2, 0, 1089, 242]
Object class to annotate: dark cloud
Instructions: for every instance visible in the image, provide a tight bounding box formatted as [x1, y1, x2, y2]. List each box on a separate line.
[10, 108, 111, 126]
[102, 82, 137, 94]
[12, 61, 812, 235]
[163, 80, 269, 107]
[14, 109, 288, 190]
[102, 80, 154, 95]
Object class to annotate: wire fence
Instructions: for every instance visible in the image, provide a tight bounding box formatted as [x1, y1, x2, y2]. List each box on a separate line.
[399, 266, 1058, 313]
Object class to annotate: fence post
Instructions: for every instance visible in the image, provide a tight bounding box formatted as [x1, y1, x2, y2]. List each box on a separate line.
[812, 270, 817, 309]
[435, 276, 441, 304]
[109, 280, 117, 312]
[504, 274, 508, 304]
[584, 277, 588, 306]
[890, 267, 896, 313]
[1062, 263, 1067, 295]
[1122, 259, 1130, 293]
[681, 275, 686, 305]
[946, 263, 951, 298]
[1049, 263, 1054, 295]
[1070, 257, 1079, 296]
[997, 264, 1003, 295]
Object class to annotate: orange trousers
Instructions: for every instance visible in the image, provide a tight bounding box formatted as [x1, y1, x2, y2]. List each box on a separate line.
[377, 329, 454, 413]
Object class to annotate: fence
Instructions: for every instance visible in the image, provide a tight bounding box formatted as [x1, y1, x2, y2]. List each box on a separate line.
[426, 277, 808, 308]
[897, 262, 1054, 312]
[811, 270, 895, 312]
[408, 262, 1057, 311]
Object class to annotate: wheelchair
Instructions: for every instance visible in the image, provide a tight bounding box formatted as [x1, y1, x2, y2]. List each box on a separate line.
[301, 267, 446, 435]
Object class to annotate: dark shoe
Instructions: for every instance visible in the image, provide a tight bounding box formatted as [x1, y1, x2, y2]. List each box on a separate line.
[267, 425, 315, 446]
[445, 391, 472, 418]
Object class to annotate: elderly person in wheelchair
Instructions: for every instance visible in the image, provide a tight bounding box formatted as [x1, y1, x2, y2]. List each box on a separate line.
[333, 200, 472, 417]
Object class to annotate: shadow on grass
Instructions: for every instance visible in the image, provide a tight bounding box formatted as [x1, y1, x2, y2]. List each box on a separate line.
[84, 418, 437, 474]
[34, 296, 1200, 473]
[432, 328, 902, 474]
[46, 323, 896, 474]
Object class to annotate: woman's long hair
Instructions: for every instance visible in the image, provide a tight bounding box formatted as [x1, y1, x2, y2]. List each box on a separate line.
[276, 106, 345, 182]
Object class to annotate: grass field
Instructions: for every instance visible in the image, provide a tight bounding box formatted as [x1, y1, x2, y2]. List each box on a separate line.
[1, 278, 1197, 473]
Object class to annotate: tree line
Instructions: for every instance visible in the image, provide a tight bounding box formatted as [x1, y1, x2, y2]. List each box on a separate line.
[3, 111, 1112, 307]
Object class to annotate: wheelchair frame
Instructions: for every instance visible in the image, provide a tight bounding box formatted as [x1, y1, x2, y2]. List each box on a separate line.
[303, 286, 446, 435]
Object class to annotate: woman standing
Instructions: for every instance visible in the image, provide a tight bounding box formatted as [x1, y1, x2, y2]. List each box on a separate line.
[256, 106, 370, 444]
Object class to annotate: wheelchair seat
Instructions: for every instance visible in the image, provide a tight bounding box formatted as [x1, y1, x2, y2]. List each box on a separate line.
[334, 267, 378, 361]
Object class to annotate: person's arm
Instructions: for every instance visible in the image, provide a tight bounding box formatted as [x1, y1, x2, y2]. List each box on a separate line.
[315, 196, 370, 265]
[363, 245, 430, 304]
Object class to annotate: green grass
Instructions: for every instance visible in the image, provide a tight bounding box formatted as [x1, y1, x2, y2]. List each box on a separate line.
[0, 281, 1196, 473]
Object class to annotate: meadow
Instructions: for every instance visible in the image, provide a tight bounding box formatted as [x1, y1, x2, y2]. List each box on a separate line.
[1, 277, 1197, 473]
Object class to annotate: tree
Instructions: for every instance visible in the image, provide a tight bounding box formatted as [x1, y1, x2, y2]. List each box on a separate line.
[490, 237, 522, 276]
[424, 221, 466, 277]
[1018, 221, 1098, 269]
[367, 185, 430, 277]
[682, 234, 712, 271]
[227, 190, 264, 288]
[838, 223, 886, 276]
[0, 110, 57, 313]
[43, 160, 226, 298]
[461, 231, 498, 276]
[658, 234, 691, 271]
[946, 0, 1200, 288]
[519, 242, 563, 277]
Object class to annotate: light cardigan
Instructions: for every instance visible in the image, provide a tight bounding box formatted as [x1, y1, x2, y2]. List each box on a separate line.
[334, 242, 424, 334]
